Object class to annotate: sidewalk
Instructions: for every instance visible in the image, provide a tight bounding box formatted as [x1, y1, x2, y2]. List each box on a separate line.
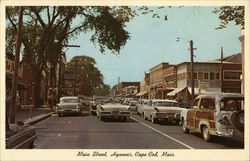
[15, 107, 54, 125]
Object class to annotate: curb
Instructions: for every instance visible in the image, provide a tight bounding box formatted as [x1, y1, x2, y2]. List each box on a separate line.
[24, 112, 55, 125]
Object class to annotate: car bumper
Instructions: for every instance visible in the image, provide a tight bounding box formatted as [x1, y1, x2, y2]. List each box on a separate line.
[154, 113, 180, 120]
[99, 112, 130, 118]
[57, 109, 81, 114]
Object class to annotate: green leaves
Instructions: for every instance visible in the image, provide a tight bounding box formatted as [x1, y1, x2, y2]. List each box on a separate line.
[213, 6, 244, 30]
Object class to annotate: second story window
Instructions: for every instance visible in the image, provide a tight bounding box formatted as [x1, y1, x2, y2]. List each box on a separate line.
[224, 71, 241, 80]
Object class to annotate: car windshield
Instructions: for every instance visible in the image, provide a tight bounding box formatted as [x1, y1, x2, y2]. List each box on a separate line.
[154, 101, 179, 107]
[62, 99, 79, 103]
[220, 98, 244, 111]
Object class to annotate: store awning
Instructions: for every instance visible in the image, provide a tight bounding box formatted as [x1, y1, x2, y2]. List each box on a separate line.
[135, 91, 148, 97]
[167, 87, 186, 96]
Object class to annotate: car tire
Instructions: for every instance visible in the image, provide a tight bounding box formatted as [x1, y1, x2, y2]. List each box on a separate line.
[29, 141, 35, 149]
[182, 121, 190, 134]
[143, 113, 148, 120]
[151, 116, 157, 124]
[123, 117, 127, 122]
[202, 125, 211, 142]
[58, 113, 62, 117]
[100, 116, 105, 121]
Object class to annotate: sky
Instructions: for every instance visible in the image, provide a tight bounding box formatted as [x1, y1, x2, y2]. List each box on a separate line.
[66, 6, 242, 87]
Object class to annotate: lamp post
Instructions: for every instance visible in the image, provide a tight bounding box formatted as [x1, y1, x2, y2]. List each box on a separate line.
[176, 37, 196, 100]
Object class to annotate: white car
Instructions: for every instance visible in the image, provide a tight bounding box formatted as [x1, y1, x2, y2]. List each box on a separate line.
[56, 96, 82, 117]
[96, 103, 130, 121]
[142, 99, 182, 124]
[136, 99, 149, 115]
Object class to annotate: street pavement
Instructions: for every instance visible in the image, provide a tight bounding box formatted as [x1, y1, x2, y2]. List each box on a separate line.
[15, 108, 52, 122]
[34, 114, 244, 149]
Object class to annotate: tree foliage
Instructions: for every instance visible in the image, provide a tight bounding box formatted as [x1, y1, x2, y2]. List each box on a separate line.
[65, 56, 105, 96]
[213, 6, 244, 29]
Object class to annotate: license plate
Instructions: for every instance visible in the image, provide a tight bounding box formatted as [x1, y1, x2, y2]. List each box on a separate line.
[167, 113, 174, 118]
[112, 111, 119, 114]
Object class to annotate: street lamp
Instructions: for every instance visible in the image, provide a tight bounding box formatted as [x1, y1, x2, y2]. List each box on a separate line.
[176, 37, 196, 100]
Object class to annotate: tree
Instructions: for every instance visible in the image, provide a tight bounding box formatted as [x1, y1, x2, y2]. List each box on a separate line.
[6, 6, 136, 107]
[65, 56, 104, 96]
[93, 84, 110, 96]
[213, 6, 245, 29]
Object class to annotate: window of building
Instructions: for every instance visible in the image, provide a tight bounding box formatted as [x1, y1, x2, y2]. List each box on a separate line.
[216, 73, 220, 80]
[204, 72, 209, 80]
[224, 71, 241, 80]
[210, 72, 215, 80]
[194, 72, 198, 80]
[198, 72, 203, 80]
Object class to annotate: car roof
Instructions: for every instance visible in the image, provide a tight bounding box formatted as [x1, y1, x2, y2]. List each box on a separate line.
[196, 93, 244, 99]
[152, 99, 177, 103]
[60, 96, 79, 100]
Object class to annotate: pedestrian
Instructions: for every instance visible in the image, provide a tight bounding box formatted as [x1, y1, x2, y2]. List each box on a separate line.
[16, 92, 20, 109]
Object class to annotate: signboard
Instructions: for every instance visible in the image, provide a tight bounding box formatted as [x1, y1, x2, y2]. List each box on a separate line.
[199, 82, 209, 90]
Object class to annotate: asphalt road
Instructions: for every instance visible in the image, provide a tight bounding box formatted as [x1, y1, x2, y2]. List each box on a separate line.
[34, 114, 244, 149]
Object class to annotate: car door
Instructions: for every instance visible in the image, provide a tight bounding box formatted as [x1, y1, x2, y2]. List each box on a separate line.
[187, 98, 200, 129]
[197, 97, 216, 131]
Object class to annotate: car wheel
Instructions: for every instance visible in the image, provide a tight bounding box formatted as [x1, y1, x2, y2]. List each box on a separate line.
[144, 113, 148, 120]
[151, 116, 157, 124]
[100, 116, 105, 121]
[182, 120, 190, 133]
[123, 117, 127, 122]
[202, 125, 211, 142]
[58, 113, 62, 117]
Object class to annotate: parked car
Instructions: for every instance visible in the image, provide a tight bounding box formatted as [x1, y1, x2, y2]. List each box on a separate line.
[180, 93, 244, 142]
[128, 100, 139, 114]
[6, 113, 37, 149]
[56, 96, 82, 117]
[142, 99, 182, 124]
[96, 103, 130, 121]
[136, 99, 149, 115]
[123, 98, 134, 105]
[90, 96, 109, 115]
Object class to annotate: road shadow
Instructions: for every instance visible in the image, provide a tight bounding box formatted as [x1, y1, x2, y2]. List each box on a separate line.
[190, 132, 244, 149]
[103, 118, 137, 123]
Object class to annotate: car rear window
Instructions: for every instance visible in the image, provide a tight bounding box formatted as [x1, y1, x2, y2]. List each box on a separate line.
[62, 99, 79, 103]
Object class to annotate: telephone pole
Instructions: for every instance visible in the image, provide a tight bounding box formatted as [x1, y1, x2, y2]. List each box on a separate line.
[189, 40, 196, 100]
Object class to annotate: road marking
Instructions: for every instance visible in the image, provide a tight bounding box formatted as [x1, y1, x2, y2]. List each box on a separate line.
[131, 117, 195, 149]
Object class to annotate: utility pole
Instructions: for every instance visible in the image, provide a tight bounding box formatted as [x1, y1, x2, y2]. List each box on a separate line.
[9, 7, 24, 123]
[220, 47, 224, 93]
[73, 60, 78, 96]
[189, 40, 196, 101]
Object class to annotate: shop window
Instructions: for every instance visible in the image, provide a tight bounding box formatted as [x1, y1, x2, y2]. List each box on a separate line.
[198, 72, 203, 80]
[210, 72, 215, 80]
[204, 73, 209, 80]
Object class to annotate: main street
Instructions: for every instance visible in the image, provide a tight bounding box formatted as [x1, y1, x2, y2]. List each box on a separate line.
[34, 114, 244, 149]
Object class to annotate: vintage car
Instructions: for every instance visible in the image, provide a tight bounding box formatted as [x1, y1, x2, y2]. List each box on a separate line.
[56, 96, 82, 117]
[180, 93, 244, 142]
[96, 103, 130, 121]
[136, 99, 149, 115]
[6, 116, 37, 149]
[142, 99, 182, 124]
[128, 100, 139, 114]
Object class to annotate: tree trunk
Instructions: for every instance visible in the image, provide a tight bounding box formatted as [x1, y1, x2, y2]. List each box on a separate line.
[34, 71, 42, 108]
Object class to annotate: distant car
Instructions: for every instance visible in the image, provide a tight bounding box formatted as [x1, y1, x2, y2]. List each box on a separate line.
[96, 103, 130, 121]
[180, 93, 244, 142]
[6, 115, 36, 149]
[56, 96, 82, 117]
[123, 98, 134, 105]
[137, 99, 149, 115]
[142, 99, 182, 124]
[128, 100, 139, 114]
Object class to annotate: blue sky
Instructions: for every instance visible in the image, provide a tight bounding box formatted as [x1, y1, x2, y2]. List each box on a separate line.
[66, 6, 241, 87]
